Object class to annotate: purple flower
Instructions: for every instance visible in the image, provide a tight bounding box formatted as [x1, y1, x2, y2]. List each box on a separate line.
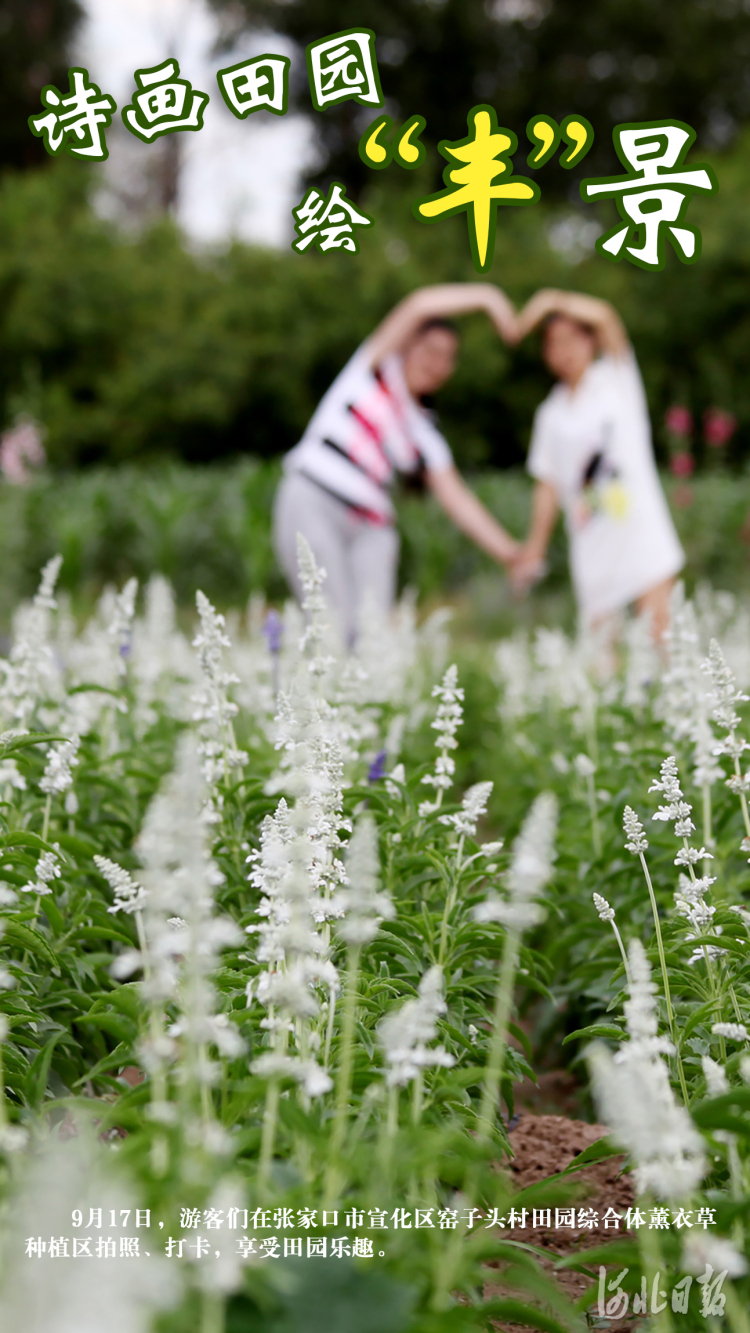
[368, 749, 387, 783]
[262, 609, 283, 654]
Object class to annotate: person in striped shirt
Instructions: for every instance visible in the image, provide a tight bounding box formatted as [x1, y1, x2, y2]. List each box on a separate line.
[274, 283, 521, 643]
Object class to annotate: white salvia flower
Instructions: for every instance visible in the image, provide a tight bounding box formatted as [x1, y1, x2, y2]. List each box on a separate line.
[195, 1178, 249, 1294]
[246, 704, 342, 1095]
[593, 892, 615, 922]
[649, 755, 685, 820]
[480, 841, 504, 856]
[133, 736, 244, 1106]
[619, 939, 674, 1060]
[379, 966, 455, 1087]
[674, 872, 717, 937]
[0, 1131, 178, 1331]
[20, 849, 60, 897]
[474, 792, 557, 931]
[94, 856, 148, 916]
[623, 805, 648, 854]
[588, 939, 706, 1202]
[683, 1232, 748, 1278]
[703, 638, 749, 749]
[419, 664, 464, 814]
[108, 576, 138, 674]
[296, 534, 335, 671]
[249, 1051, 333, 1097]
[573, 753, 595, 778]
[702, 1055, 729, 1097]
[39, 735, 79, 796]
[0, 759, 25, 792]
[661, 588, 722, 789]
[332, 814, 394, 948]
[624, 607, 658, 710]
[0, 932, 14, 989]
[439, 781, 493, 839]
[191, 591, 247, 810]
[495, 632, 534, 721]
[712, 1022, 749, 1042]
[0, 555, 63, 727]
[193, 590, 233, 682]
[0, 1125, 28, 1153]
[674, 844, 711, 866]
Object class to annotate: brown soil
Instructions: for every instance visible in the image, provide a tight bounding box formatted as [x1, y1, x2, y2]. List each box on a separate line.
[484, 1112, 638, 1332]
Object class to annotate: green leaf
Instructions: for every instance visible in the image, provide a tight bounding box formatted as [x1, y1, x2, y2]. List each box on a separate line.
[76, 1013, 135, 1043]
[692, 1088, 750, 1137]
[562, 1024, 625, 1047]
[2, 831, 61, 855]
[24, 1030, 69, 1109]
[76, 925, 133, 947]
[0, 733, 67, 758]
[559, 1135, 623, 1171]
[75, 1042, 132, 1086]
[2, 918, 60, 970]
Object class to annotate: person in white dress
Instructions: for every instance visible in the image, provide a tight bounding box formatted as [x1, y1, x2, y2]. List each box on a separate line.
[512, 289, 684, 640]
[274, 284, 522, 644]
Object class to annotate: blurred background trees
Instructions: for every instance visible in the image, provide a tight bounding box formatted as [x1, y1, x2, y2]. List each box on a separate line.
[0, 0, 83, 171]
[214, 0, 750, 192]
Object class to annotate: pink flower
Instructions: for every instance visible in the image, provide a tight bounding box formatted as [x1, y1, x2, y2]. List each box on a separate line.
[670, 450, 694, 478]
[0, 418, 46, 485]
[664, 405, 693, 438]
[703, 407, 737, 448]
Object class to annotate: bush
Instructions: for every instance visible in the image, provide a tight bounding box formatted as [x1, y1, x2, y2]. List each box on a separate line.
[1, 461, 750, 633]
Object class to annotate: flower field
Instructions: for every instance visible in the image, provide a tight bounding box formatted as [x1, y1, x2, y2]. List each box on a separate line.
[1, 548, 750, 1333]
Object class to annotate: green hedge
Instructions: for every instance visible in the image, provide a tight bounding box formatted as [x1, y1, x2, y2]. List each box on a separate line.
[1, 461, 750, 632]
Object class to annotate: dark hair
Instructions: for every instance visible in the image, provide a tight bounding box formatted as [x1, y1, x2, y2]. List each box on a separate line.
[413, 316, 459, 339]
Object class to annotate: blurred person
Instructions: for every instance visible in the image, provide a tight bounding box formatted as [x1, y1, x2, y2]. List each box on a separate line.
[512, 289, 684, 641]
[273, 283, 521, 643]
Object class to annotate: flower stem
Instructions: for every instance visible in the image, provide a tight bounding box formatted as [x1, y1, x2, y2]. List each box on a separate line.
[610, 920, 632, 988]
[639, 851, 690, 1105]
[586, 773, 602, 857]
[258, 1077, 280, 1191]
[41, 794, 51, 844]
[637, 1211, 673, 1333]
[201, 1291, 224, 1333]
[324, 950, 359, 1206]
[412, 1070, 424, 1126]
[437, 879, 458, 969]
[476, 927, 520, 1142]
[732, 754, 750, 838]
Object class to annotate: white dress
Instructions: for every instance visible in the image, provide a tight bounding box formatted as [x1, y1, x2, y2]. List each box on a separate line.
[527, 348, 685, 623]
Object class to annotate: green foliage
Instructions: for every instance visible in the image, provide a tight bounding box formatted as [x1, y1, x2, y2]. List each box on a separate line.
[0, 572, 586, 1333]
[0, 1, 83, 174]
[4, 135, 750, 471]
[3, 460, 750, 637]
[215, 0, 750, 197]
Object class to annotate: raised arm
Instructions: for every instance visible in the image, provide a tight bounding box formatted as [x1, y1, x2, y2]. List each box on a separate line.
[367, 283, 518, 365]
[515, 289, 629, 357]
[426, 465, 519, 566]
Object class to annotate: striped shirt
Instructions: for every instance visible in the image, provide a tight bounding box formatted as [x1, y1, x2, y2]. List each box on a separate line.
[283, 339, 453, 523]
